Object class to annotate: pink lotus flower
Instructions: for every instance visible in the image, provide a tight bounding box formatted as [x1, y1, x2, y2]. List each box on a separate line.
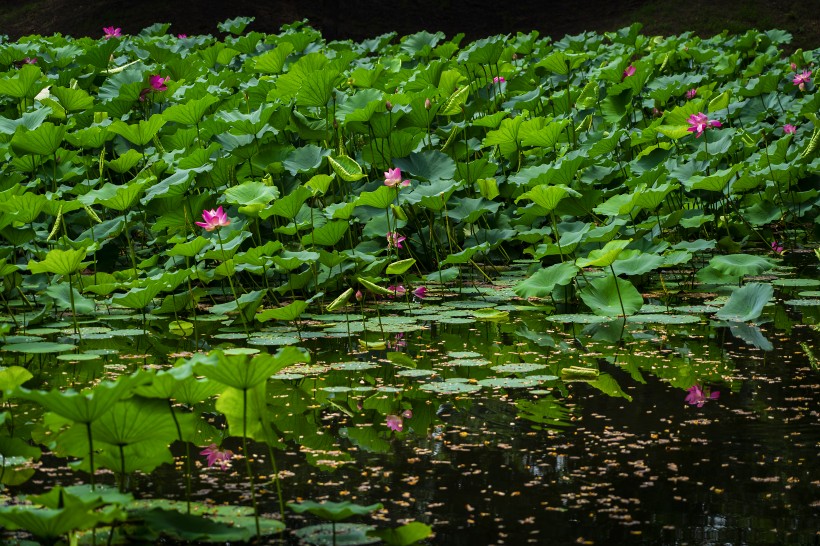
[622, 65, 636, 79]
[402, 409, 413, 419]
[686, 112, 721, 138]
[771, 241, 784, 254]
[200, 443, 234, 469]
[177, 34, 187, 39]
[386, 414, 403, 432]
[138, 88, 151, 102]
[686, 88, 697, 100]
[685, 385, 719, 407]
[355, 289, 363, 301]
[413, 286, 427, 299]
[387, 285, 406, 298]
[384, 167, 410, 188]
[22, 57, 37, 65]
[783, 124, 797, 134]
[149, 75, 169, 92]
[424, 98, 432, 110]
[492, 76, 506, 84]
[195, 206, 231, 231]
[103, 26, 122, 39]
[792, 70, 812, 90]
[386, 231, 406, 250]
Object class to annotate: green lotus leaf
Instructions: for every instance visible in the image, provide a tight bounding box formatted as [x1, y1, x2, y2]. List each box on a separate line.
[28, 247, 87, 275]
[516, 184, 581, 213]
[108, 114, 165, 147]
[161, 94, 219, 126]
[11, 122, 65, 156]
[256, 300, 309, 322]
[386, 258, 416, 275]
[355, 185, 395, 209]
[709, 254, 774, 277]
[393, 150, 456, 182]
[715, 282, 773, 322]
[288, 500, 383, 522]
[328, 154, 366, 182]
[579, 274, 643, 316]
[575, 239, 631, 268]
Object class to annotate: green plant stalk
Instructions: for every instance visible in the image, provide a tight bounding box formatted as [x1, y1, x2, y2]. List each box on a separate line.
[609, 264, 627, 317]
[67, 272, 81, 340]
[216, 229, 249, 337]
[242, 387, 261, 537]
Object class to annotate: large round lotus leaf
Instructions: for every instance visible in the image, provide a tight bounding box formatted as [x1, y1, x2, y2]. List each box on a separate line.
[351, 386, 375, 392]
[310, 313, 360, 322]
[3, 342, 76, 353]
[421, 381, 482, 394]
[84, 349, 119, 356]
[491, 363, 546, 373]
[709, 254, 774, 277]
[638, 304, 669, 314]
[397, 369, 436, 377]
[772, 278, 820, 287]
[626, 314, 701, 324]
[331, 362, 379, 371]
[370, 316, 419, 325]
[448, 351, 482, 359]
[294, 523, 378, 546]
[478, 377, 541, 388]
[546, 314, 610, 323]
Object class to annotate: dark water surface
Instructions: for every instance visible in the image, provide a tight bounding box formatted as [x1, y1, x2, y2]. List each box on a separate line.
[6, 289, 820, 545]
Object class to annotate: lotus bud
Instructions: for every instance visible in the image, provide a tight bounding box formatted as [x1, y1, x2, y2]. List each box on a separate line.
[424, 98, 431, 110]
[385, 100, 393, 111]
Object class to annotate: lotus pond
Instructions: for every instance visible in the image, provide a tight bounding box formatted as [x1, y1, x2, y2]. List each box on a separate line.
[0, 15, 819, 546]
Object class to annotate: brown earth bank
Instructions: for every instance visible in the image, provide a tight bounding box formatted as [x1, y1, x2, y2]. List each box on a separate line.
[0, 0, 819, 49]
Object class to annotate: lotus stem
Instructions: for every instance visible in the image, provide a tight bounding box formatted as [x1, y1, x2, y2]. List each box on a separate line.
[242, 388, 260, 537]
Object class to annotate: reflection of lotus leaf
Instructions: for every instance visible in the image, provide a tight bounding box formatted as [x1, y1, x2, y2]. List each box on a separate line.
[491, 363, 546, 373]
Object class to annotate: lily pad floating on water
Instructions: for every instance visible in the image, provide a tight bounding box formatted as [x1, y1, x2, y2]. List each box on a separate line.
[396, 369, 436, 378]
[772, 278, 820, 287]
[448, 351, 482, 359]
[270, 373, 305, 380]
[321, 386, 353, 393]
[437, 317, 474, 325]
[673, 305, 720, 314]
[3, 342, 76, 353]
[420, 381, 482, 394]
[221, 347, 260, 356]
[56, 353, 101, 361]
[491, 363, 546, 373]
[478, 377, 543, 389]
[294, 523, 379, 546]
[443, 300, 498, 309]
[626, 314, 701, 324]
[331, 362, 380, 371]
[545, 314, 610, 324]
[784, 299, 820, 306]
[248, 335, 301, 346]
[443, 358, 490, 367]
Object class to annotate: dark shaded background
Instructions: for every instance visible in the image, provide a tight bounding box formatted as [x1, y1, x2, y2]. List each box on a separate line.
[1, 0, 818, 49]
